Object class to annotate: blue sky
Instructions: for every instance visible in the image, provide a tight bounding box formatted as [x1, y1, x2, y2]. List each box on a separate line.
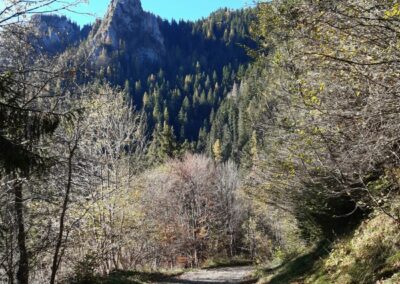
[65, 0, 252, 26]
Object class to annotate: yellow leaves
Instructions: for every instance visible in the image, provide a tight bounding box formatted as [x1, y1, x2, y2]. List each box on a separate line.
[212, 139, 222, 163]
[302, 85, 323, 107]
[281, 159, 296, 176]
[272, 50, 283, 65]
[310, 95, 321, 105]
[385, 3, 400, 18]
[296, 129, 306, 136]
[311, 126, 324, 135]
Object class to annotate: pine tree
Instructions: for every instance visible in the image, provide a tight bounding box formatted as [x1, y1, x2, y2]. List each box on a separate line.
[197, 127, 207, 152]
[205, 75, 211, 90]
[163, 106, 170, 124]
[153, 101, 162, 123]
[182, 96, 190, 111]
[200, 90, 207, 106]
[135, 80, 142, 95]
[212, 70, 218, 83]
[222, 124, 232, 159]
[193, 89, 200, 108]
[143, 92, 150, 109]
[159, 122, 177, 160]
[184, 75, 192, 92]
[207, 89, 215, 105]
[179, 107, 188, 125]
[180, 139, 191, 155]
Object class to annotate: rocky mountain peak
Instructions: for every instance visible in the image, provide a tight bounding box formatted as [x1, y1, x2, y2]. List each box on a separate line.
[90, 0, 164, 63]
[109, 0, 143, 14]
[105, 0, 144, 26]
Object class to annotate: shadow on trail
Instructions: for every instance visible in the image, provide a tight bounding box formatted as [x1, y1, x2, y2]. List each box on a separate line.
[99, 270, 182, 283]
[158, 278, 258, 284]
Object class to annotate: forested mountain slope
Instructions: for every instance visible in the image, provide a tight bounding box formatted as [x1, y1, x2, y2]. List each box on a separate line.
[30, 0, 256, 163]
[1, 0, 399, 283]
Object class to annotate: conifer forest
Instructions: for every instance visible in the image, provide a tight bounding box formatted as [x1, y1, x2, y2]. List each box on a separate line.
[0, 0, 399, 283]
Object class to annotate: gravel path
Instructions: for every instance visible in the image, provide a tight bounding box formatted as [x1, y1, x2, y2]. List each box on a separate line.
[158, 266, 257, 284]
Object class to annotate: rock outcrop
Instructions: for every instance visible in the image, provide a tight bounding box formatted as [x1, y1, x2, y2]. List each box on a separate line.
[89, 0, 165, 64]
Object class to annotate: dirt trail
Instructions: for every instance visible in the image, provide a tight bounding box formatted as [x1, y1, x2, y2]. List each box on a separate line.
[158, 266, 257, 283]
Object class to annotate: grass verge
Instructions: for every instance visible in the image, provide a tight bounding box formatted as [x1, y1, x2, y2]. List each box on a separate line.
[257, 209, 400, 284]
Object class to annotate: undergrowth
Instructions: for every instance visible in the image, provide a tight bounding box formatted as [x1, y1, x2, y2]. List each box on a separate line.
[257, 203, 400, 284]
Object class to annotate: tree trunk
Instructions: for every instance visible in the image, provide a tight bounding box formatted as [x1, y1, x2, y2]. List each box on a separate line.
[50, 146, 76, 284]
[4, 216, 15, 284]
[14, 179, 29, 284]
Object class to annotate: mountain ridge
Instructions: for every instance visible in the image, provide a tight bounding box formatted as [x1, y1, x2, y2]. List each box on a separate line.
[29, 0, 256, 159]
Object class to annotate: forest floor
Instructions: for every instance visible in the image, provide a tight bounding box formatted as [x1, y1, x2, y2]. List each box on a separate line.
[158, 266, 257, 284]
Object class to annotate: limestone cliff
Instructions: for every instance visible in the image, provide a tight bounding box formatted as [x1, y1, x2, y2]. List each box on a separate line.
[89, 0, 165, 64]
